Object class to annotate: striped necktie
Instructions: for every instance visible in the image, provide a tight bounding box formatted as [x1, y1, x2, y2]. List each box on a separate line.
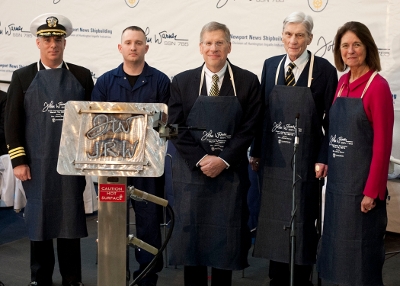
[209, 74, 220, 96]
[285, 62, 296, 86]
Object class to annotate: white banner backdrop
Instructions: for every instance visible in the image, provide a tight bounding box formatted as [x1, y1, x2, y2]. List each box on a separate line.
[0, 0, 399, 109]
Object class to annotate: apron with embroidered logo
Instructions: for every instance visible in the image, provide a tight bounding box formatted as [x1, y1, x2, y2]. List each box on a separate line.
[170, 63, 251, 270]
[23, 66, 88, 241]
[317, 72, 386, 286]
[254, 54, 322, 264]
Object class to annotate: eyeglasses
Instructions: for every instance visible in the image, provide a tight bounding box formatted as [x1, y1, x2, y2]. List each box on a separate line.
[201, 41, 226, 47]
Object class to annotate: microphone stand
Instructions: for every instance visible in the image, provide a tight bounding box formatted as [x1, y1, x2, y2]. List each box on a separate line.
[290, 114, 300, 286]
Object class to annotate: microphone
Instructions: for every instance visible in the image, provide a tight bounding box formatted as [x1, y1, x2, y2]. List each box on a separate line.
[128, 234, 159, 255]
[294, 113, 300, 146]
[128, 186, 168, 207]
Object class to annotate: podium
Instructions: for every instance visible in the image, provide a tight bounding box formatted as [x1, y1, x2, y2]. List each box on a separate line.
[57, 101, 171, 286]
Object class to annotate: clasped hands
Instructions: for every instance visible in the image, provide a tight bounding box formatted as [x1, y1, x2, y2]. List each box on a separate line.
[198, 155, 227, 178]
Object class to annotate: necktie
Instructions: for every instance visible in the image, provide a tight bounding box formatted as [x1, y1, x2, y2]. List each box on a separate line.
[209, 74, 220, 96]
[285, 62, 296, 86]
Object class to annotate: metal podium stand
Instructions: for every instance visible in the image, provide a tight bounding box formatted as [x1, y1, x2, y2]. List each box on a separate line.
[98, 176, 127, 285]
[57, 101, 172, 286]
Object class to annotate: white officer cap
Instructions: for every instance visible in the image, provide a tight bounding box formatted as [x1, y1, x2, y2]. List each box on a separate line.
[30, 13, 73, 37]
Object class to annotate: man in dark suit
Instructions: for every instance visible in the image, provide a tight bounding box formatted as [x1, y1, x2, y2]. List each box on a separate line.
[168, 21, 261, 286]
[0, 90, 7, 157]
[250, 11, 338, 286]
[5, 13, 93, 286]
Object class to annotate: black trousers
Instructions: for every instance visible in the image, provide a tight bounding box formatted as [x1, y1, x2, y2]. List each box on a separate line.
[30, 238, 81, 285]
[128, 177, 164, 285]
[269, 260, 313, 286]
[184, 266, 232, 286]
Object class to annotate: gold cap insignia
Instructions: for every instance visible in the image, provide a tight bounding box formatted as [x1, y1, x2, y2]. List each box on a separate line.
[46, 17, 58, 28]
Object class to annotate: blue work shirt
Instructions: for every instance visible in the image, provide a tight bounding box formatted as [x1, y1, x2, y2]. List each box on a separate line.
[91, 62, 170, 104]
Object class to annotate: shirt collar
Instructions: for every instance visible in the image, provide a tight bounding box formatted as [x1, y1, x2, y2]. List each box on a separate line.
[284, 50, 309, 70]
[204, 61, 228, 79]
[42, 61, 63, 69]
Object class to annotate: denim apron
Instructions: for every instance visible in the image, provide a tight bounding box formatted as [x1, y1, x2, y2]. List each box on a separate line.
[317, 72, 386, 286]
[254, 54, 322, 265]
[23, 64, 87, 241]
[170, 63, 251, 270]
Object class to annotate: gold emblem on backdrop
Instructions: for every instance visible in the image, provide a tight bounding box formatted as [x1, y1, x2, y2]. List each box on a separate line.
[125, 0, 140, 8]
[313, 0, 322, 10]
[307, 0, 328, 12]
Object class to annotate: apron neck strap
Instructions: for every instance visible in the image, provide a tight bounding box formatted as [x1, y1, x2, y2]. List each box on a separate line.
[337, 71, 377, 98]
[199, 62, 237, 97]
[307, 53, 314, 87]
[275, 53, 314, 87]
[361, 71, 377, 99]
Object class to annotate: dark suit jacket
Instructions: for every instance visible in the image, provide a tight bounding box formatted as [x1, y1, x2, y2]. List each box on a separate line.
[168, 61, 261, 170]
[0, 90, 7, 155]
[251, 51, 338, 163]
[5, 61, 94, 167]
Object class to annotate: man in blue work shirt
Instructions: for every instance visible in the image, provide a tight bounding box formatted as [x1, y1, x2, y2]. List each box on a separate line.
[91, 26, 170, 286]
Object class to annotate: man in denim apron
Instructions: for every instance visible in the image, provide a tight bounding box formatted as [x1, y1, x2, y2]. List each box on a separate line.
[250, 12, 338, 285]
[5, 13, 93, 286]
[168, 21, 261, 286]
